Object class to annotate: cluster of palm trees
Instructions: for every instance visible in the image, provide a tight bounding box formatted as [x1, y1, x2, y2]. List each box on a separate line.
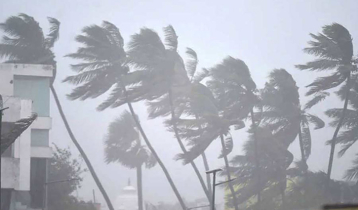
[1, 14, 357, 210]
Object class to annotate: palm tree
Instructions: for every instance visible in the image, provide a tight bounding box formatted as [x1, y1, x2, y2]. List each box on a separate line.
[297, 109, 325, 169]
[206, 57, 258, 209]
[104, 111, 156, 210]
[230, 126, 294, 208]
[296, 23, 356, 182]
[325, 82, 358, 182]
[126, 25, 211, 203]
[64, 22, 186, 209]
[260, 69, 325, 169]
[0, 14, 115, 210]
[257, 69, 304, 206]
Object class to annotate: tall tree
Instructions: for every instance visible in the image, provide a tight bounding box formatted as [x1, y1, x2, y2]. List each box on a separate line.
[325, 80, 358, 182]
[64, 22, 186, 209]
[296, 23, 356, 182]
[126, 25, 211, 203]
[230, 126, 294, 209]
[256, 69, 303, 205]
[0, 14, 114, 210]
[104, 111, 156, 210]
[206, 57, 259, 208]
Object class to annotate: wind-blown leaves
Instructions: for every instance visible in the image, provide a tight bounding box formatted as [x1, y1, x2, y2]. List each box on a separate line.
[45, 17, 60, 48]
[219, 135, 233, 158]
[163, 25, 178, 51]
[306, 114, 325, 129]
[1, 113, 38, 154]
[344, 154, 358, 181]
[304, 92, 330, 109]
[0, 14, 56, 65]
[104, 111, 156, 169]
[301, 125, 312, 159]
[64, 21, 131, 106]
[185, 48, 198, 79]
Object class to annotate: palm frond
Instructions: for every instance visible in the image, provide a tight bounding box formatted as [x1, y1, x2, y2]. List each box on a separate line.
[295, 59, 339, 71]
[306, 114, 325, 129]
[104, 110, 153, 168]
[304, 92, 330, 109]
[127, 28, 166, 71]
[1, 113, 38, 154]
[301, 124, 312, 159]
[163, 25, 178, 51]
[219, 135, 233, 158]
[0, 14, 45, 48]
[325, 108, 358, 128]
[305, 72, 347, 96]
[185, 47, 198, 79]
[45, 17, 60, 48]
[343, 154, 358, 181]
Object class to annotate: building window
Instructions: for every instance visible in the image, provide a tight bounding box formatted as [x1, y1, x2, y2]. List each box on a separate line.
[31, 129, 49, 147]
[30, 158, 47, 209]
[14, 75, 50, 117]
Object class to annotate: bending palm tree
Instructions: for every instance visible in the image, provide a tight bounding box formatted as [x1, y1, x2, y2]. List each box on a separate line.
[0, 14, 114, 210]
[127, 25, 211, 203]
[207, 57, 258, 209]
[325, 82, 358, 182]
[296, 23, 356, 182]
[64, 22, 186, 209]
[104, 111, 156, 210]
[230, 126, 293, 208]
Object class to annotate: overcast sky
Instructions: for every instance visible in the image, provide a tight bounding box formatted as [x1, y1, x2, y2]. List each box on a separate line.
[2, 0, 358, 209]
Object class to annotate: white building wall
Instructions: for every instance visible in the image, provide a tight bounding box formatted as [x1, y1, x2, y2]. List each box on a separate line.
[1, 63, 54, 193]
[12, 99, 32, 191]
[0, 158, 20, 189]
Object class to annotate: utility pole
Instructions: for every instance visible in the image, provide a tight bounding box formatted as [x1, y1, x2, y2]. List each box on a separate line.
[206, 168, 236, 210]
[42, 178, 80, 210]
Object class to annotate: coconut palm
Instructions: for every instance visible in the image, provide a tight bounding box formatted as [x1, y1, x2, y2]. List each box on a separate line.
[206, 57, 260, 207]
[0, 14, 115, 210]
[104, 111, 156, 210]
[260, 69, 325, 169]
[325, 81, 358, 182]
[230, 126, 294, 208]
[296, 23, 357, 182]
[126, 25, 211, 203]
[64, 22, 186, 209]
[175, 57, 262, 210]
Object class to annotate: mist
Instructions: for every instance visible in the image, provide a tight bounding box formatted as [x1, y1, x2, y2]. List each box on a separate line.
[1, 1, 358, 210]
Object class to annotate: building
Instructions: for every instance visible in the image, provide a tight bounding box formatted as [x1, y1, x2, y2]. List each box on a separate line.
[1, 64, 53, 210]
[115, 179, 139, 210]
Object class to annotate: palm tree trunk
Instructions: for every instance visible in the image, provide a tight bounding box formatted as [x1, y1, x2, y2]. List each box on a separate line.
[298, 124, 305, 164]
[50, 85, 115, 210]
[219, 134, 239, 210]
[202, 152, 212, 197]
[195, 114, 212, 197]
[137, 165, 143, 210]
[327, 72, 352, 184]
[168, 88, 211, 203]
[250, 109, 261, 206]
[126, 101, 186, 210]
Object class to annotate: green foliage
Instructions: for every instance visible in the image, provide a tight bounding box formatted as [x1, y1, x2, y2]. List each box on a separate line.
[0, 14, 58, 65]
[104, 110, 156, 169]
[47, 144, 95, 210]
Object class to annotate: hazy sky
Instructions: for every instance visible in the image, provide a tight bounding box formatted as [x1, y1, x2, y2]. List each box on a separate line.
[1, 0, 358, 209]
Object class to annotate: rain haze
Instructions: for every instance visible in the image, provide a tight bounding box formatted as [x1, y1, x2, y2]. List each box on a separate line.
[1, 1, 358, 210]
